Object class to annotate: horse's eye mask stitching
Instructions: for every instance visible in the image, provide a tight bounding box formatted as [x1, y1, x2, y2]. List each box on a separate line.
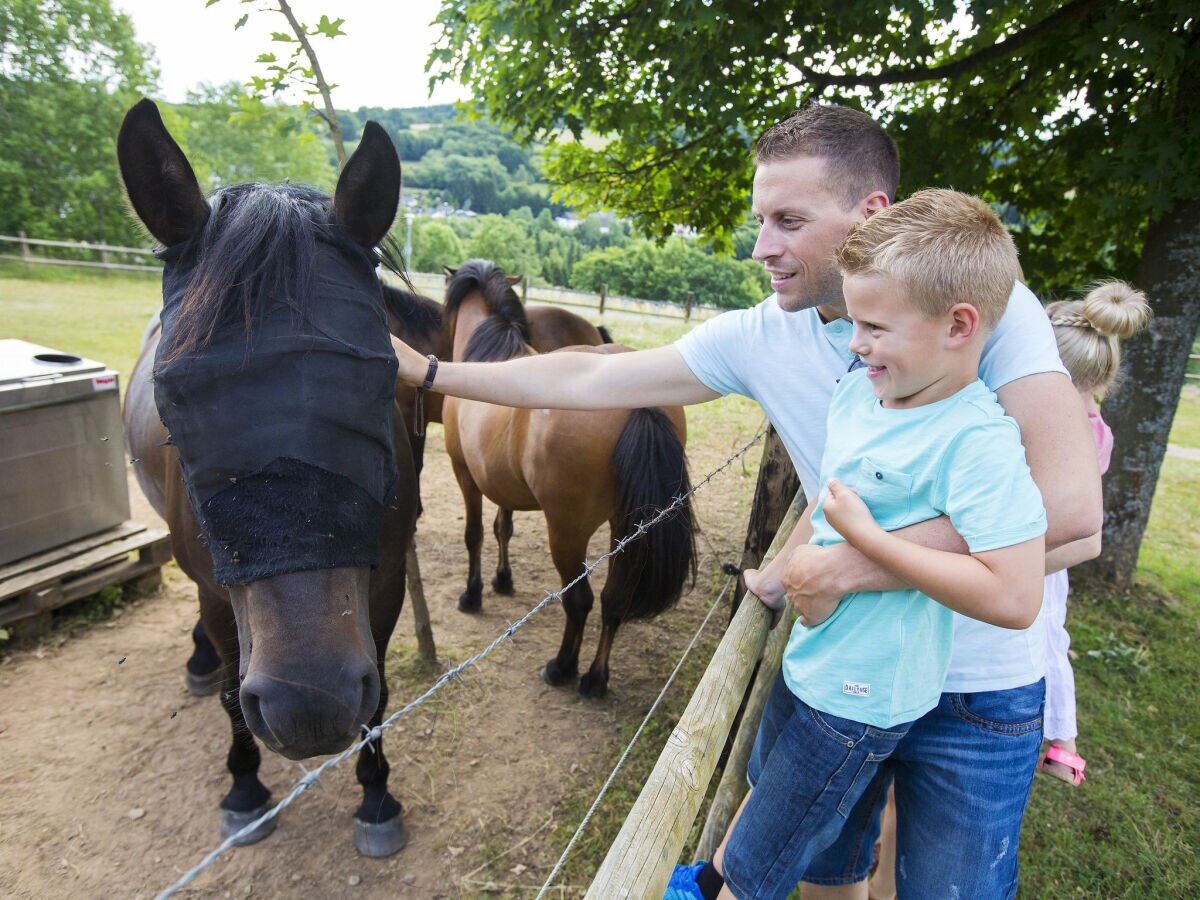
[153, 235, 399, 584]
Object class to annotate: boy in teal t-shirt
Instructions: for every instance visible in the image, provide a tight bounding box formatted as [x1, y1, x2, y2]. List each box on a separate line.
[716, 190, 1047, 899]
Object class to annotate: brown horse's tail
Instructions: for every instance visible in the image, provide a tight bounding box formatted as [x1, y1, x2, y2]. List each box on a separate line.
[605, 408, 697, 622]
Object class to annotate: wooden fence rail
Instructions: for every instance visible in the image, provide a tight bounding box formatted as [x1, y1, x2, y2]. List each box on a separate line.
[0, 233, 161, 274]
[584, 494, 804, 898]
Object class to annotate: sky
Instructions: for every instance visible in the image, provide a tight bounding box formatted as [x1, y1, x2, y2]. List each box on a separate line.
[112, 0, 470, 110]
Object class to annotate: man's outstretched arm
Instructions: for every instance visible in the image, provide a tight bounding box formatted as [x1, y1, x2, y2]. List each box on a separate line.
[392, 335, 721, 410]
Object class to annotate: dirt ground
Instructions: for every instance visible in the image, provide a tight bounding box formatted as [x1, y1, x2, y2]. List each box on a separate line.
[0, 398, 763, 899]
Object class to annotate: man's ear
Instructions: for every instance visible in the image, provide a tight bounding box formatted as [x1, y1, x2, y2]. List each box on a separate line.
[946, 302, 981, 346]
[861, 190, 890, 219]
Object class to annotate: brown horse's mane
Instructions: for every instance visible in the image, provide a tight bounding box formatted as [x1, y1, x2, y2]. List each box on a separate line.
[380, 283, 443, 354]
[444, 259, 531, 363]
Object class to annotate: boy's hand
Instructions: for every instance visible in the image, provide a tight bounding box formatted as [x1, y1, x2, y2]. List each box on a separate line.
[822, 478, 881, 543]
[743, 567, 787, 629]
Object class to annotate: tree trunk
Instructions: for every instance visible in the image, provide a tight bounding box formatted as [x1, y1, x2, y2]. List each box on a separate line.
[1079, 195, 1200, 585]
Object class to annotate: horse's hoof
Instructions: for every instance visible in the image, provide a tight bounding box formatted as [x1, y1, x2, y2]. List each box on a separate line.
[541, 659, 577, 686]
[457, 592, 482, 613]
[186, 666, 223, 697]
[491, 571, 514, 595]
[579, 672, 609, 699]
[220, 803, 278, 845]
[354, 813, 407, 857]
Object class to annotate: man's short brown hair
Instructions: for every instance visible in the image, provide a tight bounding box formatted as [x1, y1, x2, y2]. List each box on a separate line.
[835, 189, 1019, 330]
[754, 104, 900, 210]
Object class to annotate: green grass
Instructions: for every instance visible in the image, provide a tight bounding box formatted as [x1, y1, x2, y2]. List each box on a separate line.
[2, 267, 161, 397]
[1167, 386, 1200, 449]
[1021, 449, 1200, 897]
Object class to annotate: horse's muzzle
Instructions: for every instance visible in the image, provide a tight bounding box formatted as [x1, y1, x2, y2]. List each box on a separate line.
[228, 568, 380, 759]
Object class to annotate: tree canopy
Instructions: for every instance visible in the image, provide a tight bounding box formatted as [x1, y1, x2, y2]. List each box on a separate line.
[432, 0, 1199, 581]
[0, 0, 157, 244]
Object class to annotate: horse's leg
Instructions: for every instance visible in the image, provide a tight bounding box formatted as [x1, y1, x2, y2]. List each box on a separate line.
[540, 522, 593, 687]
[201, 590, 277, 844]
[353, 549, 408, 857]
[450, 458, 485, 613]
[491, 507, 515, 595]
[580, 576, 623, 699]
[186, 617, 222, 696]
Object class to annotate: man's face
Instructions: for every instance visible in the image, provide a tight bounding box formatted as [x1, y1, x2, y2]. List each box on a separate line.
[751, 155, 871, 317]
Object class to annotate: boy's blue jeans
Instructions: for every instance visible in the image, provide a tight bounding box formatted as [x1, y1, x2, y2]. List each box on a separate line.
[722, 674, 910, 899]
[736, 671, 1046, 899]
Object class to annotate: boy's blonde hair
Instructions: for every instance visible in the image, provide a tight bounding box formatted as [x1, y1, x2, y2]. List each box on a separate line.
[1047, 281, 1152, 398]
[835, 188, 1019, 330]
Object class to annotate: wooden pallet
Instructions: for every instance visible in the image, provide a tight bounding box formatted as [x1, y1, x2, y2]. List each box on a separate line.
[0, 521, 172, 634]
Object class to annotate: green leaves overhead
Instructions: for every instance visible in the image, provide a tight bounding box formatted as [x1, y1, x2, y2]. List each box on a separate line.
[431, 0, 1197, 294]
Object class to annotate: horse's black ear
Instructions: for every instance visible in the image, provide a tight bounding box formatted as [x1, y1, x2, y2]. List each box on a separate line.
[334, 121, 401, 249]
[505, 275, 522, 286]
[442, 265, 457, 277]
[117, 99, 210, 247]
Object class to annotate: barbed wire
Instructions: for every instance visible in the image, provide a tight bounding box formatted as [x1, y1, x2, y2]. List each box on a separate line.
[535, 568, 738, 898]
[157, 423, 768, 899]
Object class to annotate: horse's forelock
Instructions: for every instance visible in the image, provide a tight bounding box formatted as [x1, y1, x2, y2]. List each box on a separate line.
[163, 182, 337, 361]
[444, 258, 529, 341]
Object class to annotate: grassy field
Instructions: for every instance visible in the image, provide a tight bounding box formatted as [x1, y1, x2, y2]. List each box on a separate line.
[3, 268, 1198, 895]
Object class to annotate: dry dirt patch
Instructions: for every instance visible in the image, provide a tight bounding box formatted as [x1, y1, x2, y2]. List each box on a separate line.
[0, 397, 763, 898]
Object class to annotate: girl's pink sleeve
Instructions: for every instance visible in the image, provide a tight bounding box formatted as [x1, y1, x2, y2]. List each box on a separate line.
[1090, 412, 1114, 475]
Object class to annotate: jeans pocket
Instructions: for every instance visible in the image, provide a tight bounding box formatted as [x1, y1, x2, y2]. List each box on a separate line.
[837, 751, 891, 817]
[951, 680, 1045, 735]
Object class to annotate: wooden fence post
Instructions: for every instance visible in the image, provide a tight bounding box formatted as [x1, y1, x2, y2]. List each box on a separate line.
[19, 231, 32, 276]
[521, 274, 529, 301]
[599, 283, 607, 315]
[584, 499, 803, 898]
[685, 290, 694, 322]
[100, 248, 110, 277]
[737, 427, 802, 610]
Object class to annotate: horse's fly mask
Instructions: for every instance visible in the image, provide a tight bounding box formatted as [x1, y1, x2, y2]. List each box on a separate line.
[153, 235, 399, 585]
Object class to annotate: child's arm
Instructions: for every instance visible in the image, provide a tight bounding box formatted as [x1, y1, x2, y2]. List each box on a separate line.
[823, 479, 1045, 629]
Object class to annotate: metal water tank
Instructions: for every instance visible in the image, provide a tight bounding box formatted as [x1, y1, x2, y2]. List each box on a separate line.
[0, 339, 131, 565]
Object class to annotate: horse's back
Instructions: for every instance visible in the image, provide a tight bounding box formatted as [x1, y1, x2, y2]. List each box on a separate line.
[123, 323, 170, 519]
[526, 305, 606, 350]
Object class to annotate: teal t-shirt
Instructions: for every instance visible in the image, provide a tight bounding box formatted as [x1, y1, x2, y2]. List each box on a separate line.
[782, 372, 1047, 729]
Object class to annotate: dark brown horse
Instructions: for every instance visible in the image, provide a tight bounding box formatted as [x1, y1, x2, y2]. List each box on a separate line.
[120, 99, 415, 856]
[439, 259, 697, 697]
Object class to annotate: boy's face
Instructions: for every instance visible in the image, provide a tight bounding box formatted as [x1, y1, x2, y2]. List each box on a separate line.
[751, 155, 869, 316]
[844, 274, 961, 409]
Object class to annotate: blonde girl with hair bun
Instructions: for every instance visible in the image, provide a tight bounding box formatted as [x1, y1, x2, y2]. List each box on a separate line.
[1038, 280, 1151, 785]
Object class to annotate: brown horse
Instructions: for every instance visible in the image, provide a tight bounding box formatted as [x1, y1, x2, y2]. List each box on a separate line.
[382, 281, 612, 591]
[120, 99, 415, 856]
[440, 259, 697, 698]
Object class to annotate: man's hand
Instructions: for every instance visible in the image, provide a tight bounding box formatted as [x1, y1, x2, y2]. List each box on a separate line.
[391, 333, 433, 387]
[822, 478, 881, 544]
[742, 567, 788, 629]
[782, 544, 846, 627]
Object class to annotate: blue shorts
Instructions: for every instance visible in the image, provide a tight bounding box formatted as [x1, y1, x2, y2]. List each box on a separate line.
[745, 673, 1045, 898]
[723, 675, 910, 899]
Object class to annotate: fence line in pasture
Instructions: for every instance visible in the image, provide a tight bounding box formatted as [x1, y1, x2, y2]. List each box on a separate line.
[1, 233, 726, 319]
[0, 233, 160, 274]
[583, 496, 804, 897]
[157, 424, 769, 899]
[536, 567, 739, 897]
[406, 271, 724, 323]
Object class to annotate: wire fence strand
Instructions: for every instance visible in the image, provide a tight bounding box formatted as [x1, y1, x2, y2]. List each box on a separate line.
[535, 570, 738, 897]
[157, 424, 768, 899]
